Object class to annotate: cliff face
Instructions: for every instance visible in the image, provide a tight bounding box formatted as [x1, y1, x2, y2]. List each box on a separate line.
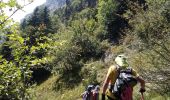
[45, 0, 68, 10]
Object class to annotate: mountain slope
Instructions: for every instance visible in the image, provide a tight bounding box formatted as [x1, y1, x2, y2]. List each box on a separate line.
[45, 0, 68, 11]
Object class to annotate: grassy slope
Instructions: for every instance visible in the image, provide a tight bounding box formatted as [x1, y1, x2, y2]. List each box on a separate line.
[31, 72, 170, 100]
[32, 76, 85, 100]
[31, 45, 170, 100]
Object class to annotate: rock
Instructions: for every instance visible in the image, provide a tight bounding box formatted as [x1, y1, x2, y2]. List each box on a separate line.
[45, 0, 69, 11]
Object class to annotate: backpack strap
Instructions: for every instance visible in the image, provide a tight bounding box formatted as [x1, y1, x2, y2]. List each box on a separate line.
[116, 65, 120, 78]
[108, 65, 120, 92]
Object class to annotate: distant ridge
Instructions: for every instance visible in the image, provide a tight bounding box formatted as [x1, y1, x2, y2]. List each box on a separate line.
[45, 0, 69, 11]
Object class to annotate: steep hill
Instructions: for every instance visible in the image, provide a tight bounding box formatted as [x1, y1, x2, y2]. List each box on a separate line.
[0, 0, 169, 100]
[23, 0, 170, 99]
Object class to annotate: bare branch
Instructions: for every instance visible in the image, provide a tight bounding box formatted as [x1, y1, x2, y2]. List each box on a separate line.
[0, 1, 33, 26]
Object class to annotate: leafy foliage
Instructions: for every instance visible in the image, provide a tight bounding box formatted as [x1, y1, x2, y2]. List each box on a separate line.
[123, 0, 170, 93]
[0, 25, 32, 99]
[1, 0, 170, 99]
[97, 0, 119, 41]
[51, 17, 105, 90]
[0, 1, 55, 99]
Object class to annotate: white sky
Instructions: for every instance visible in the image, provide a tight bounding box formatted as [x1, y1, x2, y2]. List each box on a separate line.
[4, 0, 46, 22]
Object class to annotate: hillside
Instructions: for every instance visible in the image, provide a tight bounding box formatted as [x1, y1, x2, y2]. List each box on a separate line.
[0, 0, 170, 100]
[45, 0, 67, 11]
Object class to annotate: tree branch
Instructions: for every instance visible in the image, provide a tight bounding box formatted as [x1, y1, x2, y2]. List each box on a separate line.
[0, 1, 33, 26]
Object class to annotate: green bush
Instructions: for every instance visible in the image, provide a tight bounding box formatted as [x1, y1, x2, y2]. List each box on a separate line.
[123, 0, 170, 94]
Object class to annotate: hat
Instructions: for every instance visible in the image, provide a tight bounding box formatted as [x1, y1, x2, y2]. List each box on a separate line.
[115, 54, 129, 68]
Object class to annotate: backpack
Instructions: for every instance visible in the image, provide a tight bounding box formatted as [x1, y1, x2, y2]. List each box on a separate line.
[82, 85, 94, 100]
[110, 67, 137, 99]
[82, 85, 100, 100]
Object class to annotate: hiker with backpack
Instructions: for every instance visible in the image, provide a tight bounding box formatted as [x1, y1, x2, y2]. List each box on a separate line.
[92, 85, 100, 100]
[81, 85, 100, 100]
[102, 54, 145, 100]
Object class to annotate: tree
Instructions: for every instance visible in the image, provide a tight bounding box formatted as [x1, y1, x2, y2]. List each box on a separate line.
[97, 0, 119, 41]
[42, 6, 53, 34]
[0, 0, 46, 99]
[0, 25, 32, 100]
[29, 7, 41, 26]
[20, 6, 53, 59]
[123, 0, 170, 94]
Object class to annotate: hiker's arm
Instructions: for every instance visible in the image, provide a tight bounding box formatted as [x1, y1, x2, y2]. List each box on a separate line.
[132, 69, 145, 90]
[136, 76, 145, 90]
[102, 66, 115, 94]
[102, 76, 110, 94]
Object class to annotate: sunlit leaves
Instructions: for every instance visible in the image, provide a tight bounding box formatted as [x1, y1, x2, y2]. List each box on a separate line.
[123, 0, 170, 93]
[97, 0, 118, 25]
[0, 1, 7, 8]
[8, 0, 17, 7]
[0, 0, 34, 99]
[0, 58, 25, 99]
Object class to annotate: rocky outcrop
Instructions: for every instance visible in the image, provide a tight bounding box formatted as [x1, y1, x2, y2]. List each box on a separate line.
[45, 0, 68, 11]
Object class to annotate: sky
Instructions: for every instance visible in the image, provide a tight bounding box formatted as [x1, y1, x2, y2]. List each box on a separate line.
[4, 0, 46, 22]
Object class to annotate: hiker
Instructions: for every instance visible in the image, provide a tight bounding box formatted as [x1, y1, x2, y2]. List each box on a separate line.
[102, 54, 145, 100]
[92, 85, 100, 100]
[81, 85, 100, 100]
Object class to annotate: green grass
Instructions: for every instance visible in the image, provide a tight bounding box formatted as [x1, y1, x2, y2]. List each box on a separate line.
[133, 84, 170, 100]
[31, 73, 170, 100]
[31, 76, 85, 100]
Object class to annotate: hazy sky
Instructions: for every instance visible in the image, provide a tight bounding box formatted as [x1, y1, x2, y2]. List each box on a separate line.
[5, 0, 46, 22]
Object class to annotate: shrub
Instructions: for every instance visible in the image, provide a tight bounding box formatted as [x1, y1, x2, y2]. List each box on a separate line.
[123, 0, 170, 94]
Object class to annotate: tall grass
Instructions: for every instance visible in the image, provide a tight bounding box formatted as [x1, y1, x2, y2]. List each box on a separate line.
[31, 76, 85, 100]
[31, 75, 170, 100]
